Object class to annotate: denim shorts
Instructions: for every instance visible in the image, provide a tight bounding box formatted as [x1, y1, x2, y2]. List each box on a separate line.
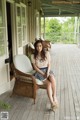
[34, 67, 54, 81]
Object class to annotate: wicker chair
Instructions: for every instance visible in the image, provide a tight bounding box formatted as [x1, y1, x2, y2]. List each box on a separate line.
[12, 54, 46, 104]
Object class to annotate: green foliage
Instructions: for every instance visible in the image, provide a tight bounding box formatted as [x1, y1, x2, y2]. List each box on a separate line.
[0, 101, 11, 110]
[61, 17, 75, 43]
[46, 18, 61, 33]
[45, 18, 62, 43]
[42, 17, 76, 44]
[62, 17, 75, 33]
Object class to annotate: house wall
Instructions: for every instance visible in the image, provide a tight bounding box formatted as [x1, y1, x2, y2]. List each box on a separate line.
[27, 0, 41, 42]
[6, 0, 41, 56]
[11, 0, 41, 55]
[0, 0, 41, 95]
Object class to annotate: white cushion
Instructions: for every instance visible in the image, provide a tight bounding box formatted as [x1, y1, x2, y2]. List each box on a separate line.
[13, 54, 33, 73]
[27, 70, 36, 75]
[36, 79, 43, 85]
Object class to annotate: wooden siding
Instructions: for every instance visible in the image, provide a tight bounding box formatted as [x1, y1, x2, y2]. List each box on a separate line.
[0, 44, 80, 120]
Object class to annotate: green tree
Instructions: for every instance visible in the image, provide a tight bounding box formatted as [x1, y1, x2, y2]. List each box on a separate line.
[61, 17, 75, 43]
[41, 17, 75, 43]
[45, 18, 62, 43]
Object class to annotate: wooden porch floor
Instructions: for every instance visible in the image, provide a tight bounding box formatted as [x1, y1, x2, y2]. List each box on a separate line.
[0, 44, 80, 120]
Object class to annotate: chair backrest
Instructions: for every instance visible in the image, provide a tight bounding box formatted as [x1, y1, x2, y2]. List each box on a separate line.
[28, 42, 34, 49]
[13, 54, 33, 73]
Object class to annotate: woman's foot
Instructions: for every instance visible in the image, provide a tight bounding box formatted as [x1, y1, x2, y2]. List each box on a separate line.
[51, 101, 58, 112]
[51, 97, 59, 111]
[51, 102, 55, 112]
[54, 98, 59, 109]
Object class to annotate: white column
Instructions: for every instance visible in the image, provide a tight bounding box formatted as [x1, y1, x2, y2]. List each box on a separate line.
[43, 16, 45, 39]
[74, 17, 77, 43]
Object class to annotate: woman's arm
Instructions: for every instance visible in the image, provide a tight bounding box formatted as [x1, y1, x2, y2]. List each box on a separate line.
[46, 52, 51, 77]
[46, 62, 50, 77]
[32, 63, 46, 77]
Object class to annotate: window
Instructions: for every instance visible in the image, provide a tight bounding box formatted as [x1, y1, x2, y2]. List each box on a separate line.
[0, 0, 5, 56]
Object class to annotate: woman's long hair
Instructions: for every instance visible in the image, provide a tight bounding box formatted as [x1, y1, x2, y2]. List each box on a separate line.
[34, 40, 46, 60]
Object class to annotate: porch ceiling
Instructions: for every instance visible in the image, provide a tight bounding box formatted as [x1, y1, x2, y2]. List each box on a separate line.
[40, 0, 80, 17]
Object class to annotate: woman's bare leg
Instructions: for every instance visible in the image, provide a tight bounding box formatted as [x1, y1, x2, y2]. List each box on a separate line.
[43, 80, 55, 105]
[48, 75, 58, 104]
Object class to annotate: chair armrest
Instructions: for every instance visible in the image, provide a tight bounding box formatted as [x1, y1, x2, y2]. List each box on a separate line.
[12, 64, 37, 84]
[14, 67, 33, 77]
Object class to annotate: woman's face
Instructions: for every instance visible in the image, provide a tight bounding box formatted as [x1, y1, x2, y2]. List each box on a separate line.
[36, 42, 43, 53]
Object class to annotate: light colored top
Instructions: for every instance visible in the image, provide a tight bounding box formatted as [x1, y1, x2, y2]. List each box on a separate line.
[31, 51, 51, 68]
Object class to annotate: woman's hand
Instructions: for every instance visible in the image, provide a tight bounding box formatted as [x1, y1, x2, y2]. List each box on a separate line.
[43, 72, 49, 78]
[42, 72, 47, 78]
[46, 71, 49, 78]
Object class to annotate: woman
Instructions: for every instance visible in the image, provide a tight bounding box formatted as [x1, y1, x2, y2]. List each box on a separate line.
[31, 40, 58, 111]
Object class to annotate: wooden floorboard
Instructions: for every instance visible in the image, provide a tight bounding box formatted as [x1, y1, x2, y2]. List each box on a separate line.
[0, 44, 80, 120]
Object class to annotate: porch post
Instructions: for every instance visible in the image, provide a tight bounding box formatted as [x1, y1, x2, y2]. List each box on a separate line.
[77, 16, 80, 47]
[79, 16, 80, 47]
[74, 17, 77, 44]
[39, 15, 41, 38]
[28, 5, 32, 42]
[43, 16, 45, 39]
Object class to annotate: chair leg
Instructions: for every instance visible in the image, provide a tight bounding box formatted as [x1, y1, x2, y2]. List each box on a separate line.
[34, 99, 35, 104]
[10, 92, 16, 97]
